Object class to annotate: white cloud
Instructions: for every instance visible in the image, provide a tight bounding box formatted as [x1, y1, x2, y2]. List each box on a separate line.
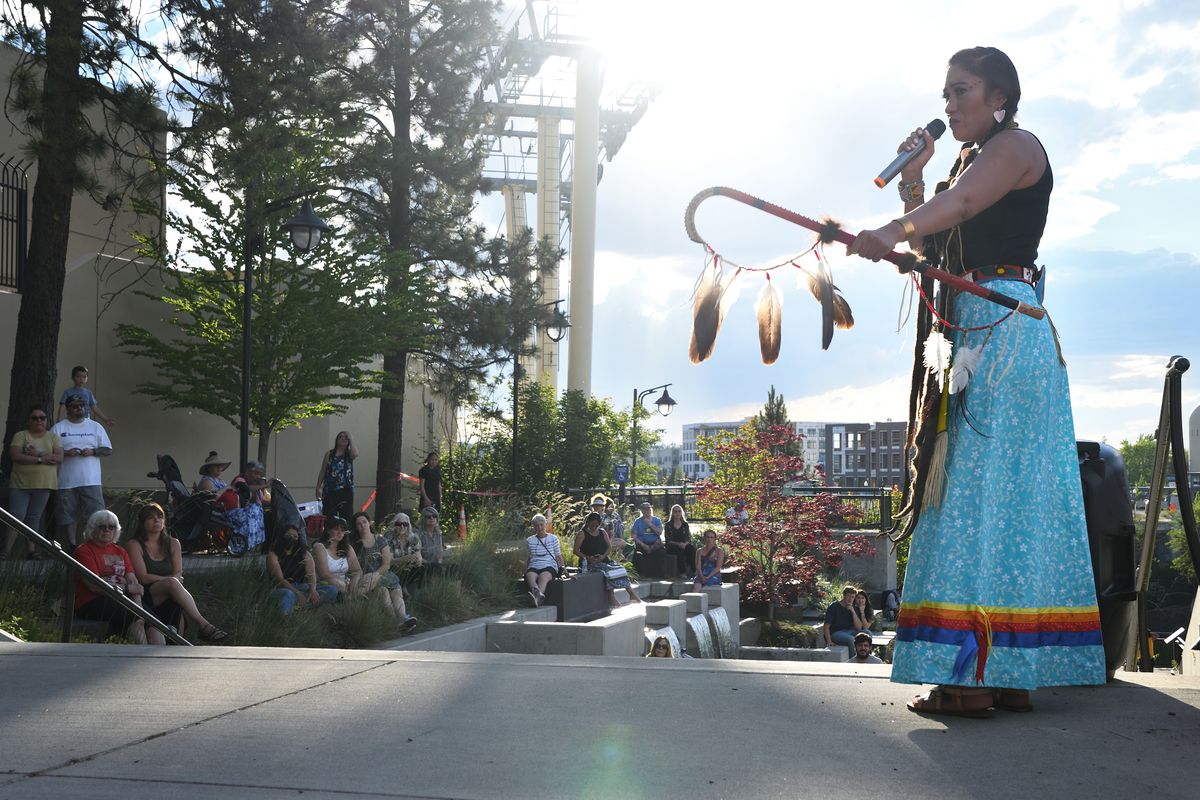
[1059, 111, 1200, 194]
[1143, 20, 1200, 51]
[1146, 163, 1200, 183]
[1106, 353, 1182, 381]
[1043, 191, 1121, 246]
[591, 251, 697, 316]
[702, 376, 910, 427]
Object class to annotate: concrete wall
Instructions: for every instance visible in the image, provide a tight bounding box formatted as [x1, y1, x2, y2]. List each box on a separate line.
[835, 530, 898, 592]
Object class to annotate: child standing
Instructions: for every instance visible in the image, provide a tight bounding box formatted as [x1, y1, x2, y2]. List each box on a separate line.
[56, 365, 115, 425]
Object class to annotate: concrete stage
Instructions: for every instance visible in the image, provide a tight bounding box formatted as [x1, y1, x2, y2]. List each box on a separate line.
[1, 643, 1198, 799]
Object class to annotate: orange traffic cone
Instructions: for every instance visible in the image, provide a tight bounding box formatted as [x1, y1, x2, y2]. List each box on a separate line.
[458, 505, 467, 539]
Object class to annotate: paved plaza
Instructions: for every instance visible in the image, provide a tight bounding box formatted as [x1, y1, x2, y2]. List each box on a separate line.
[1, 642, 1198, 799]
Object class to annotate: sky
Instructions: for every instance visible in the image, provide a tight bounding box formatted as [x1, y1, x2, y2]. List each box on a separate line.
[489, 0, 1200, 448]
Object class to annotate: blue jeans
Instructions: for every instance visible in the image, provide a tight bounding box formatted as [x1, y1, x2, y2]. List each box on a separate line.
[272, 583, 338, 615]
[830, 628, 858, 654]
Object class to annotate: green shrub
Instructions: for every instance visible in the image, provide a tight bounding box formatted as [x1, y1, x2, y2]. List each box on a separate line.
[411, 575, 478, 628]
[0, 562, 68, 642]
[757, 620, 819, 648]
[324, 593, 402, 648]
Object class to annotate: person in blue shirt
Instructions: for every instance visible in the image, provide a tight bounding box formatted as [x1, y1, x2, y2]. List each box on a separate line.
[630, 502, 664, 555]
[56, 365, 114, 425]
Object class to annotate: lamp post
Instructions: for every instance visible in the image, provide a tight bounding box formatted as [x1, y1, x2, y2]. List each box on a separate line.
[512, 300, 570, 492]
[631, 384, 677, 485]
[240, 197, 331, 469]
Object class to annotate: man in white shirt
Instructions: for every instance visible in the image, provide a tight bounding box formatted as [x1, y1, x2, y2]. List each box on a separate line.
[725, 498, 749, 526]
[51, 396, 112, 546]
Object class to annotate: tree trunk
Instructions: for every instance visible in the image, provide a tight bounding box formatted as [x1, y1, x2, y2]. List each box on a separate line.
[374, 4, 413, 523]
[375, 350, 408, 519]
[257, 427, 271, 467]
[2, 1, 85, 477]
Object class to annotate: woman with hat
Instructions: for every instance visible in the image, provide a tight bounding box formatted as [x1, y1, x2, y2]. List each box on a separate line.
[196, 451, 232, 493]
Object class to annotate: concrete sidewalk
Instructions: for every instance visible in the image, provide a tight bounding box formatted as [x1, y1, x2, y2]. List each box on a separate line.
[1, 642, 1198, 799]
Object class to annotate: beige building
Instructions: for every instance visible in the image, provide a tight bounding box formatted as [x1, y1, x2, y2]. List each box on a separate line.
[0, 44, 452, 514]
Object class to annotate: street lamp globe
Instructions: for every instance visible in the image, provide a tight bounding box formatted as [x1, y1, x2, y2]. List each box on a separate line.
[654, 388, 677, 417]
[545, 307, 570, 343]
[284, 199, 332, 253]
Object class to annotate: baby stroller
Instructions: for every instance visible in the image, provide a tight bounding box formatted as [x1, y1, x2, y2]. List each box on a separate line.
[146, 453, 246, 556]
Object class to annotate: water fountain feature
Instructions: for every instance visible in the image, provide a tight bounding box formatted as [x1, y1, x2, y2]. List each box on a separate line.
[685, 613, 717, 658]
[706, 606, 735, 658]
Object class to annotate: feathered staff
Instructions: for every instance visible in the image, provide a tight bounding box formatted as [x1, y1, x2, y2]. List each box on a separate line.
[683, 186, 1044, 363]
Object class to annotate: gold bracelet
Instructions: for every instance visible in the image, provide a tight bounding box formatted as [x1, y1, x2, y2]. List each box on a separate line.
[893, 218, 916, 241]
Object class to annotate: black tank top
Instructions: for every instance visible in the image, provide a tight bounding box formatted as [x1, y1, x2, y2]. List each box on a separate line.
[142, 544, 173, 577]
[581, 529, 608, 557]
[952, 132, 1052, 272]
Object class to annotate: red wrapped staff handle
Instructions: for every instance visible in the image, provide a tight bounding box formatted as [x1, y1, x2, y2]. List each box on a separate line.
[684, 186, 1046, 321]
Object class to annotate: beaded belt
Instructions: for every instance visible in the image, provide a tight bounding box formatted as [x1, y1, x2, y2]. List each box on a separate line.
[962, 264, 1041, 287]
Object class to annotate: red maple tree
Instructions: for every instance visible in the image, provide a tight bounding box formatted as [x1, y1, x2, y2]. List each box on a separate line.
[695, 424, 871, 620]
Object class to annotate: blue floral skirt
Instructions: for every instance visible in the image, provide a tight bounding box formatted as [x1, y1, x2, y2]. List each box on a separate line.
[890, 280, 1107, 690]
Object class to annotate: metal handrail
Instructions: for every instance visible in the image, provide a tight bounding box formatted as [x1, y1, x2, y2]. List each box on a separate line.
[0, 505, 191, 646]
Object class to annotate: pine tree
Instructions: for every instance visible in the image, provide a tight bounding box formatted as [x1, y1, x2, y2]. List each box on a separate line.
[328, 0, 548, 519]
[754, 385, 791, 430]
[753, 385, 801, 457]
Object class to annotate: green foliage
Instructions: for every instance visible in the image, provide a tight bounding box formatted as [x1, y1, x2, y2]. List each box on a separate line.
[0, 561, 67, 642]
[754, 385, 791, 430]
[1119, 433, 1157, 489]
[445, 387, 646, 497]
[691, 422, 764, 521]
[410, 575, 479, 629]
[190, 561, 339, 648]
[324, 594, 403, 649]
[757, 621, 819, 648]
[1167, 493, 1200, 583]
[116, 163, 431, 460]
[894, 537, 912, 592]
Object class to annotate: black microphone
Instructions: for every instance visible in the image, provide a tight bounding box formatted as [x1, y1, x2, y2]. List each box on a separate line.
[873, 119, 947, 188]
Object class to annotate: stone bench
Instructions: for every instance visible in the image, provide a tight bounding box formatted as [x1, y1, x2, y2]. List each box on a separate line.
[487, 604, 647, 656]
[739, 646, 850, 663]
[632, 549, 678, 579]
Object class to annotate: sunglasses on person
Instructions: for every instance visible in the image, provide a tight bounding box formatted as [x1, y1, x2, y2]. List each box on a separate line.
[29, 414, 47, 420]
[394, 521, 410, 528]
[96, 524, 117, 531]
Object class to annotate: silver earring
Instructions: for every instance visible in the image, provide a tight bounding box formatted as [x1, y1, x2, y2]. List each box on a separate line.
[993, 108, 1006, 124]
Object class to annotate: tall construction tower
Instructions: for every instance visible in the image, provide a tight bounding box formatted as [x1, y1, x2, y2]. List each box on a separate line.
[477, 1, 653, 396]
